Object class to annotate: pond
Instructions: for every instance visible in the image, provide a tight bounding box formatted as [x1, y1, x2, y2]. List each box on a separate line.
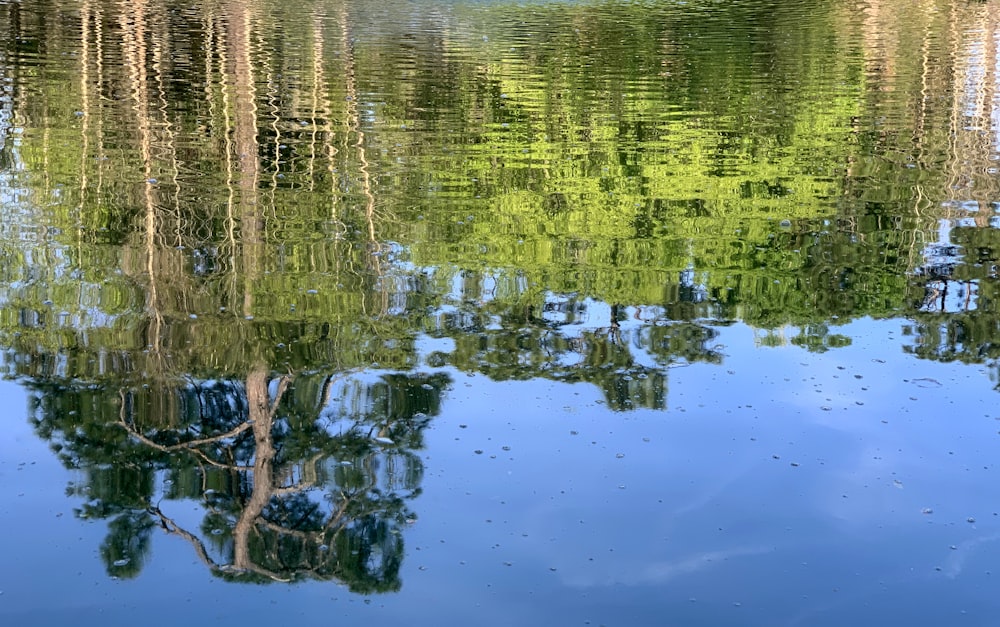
[1, 0, 1000, 624]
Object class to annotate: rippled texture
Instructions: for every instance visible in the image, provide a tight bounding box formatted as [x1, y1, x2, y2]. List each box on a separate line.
[2, 0, 1000, 624]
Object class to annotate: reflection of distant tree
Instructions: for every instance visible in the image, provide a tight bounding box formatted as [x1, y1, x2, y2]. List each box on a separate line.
[30, 368, 448, 592]
[429, 294, 724, 410]
[905, 224, 1000, 376]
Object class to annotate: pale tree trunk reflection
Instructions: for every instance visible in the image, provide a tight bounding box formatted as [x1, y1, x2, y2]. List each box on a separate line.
[231, 365, 287, 577]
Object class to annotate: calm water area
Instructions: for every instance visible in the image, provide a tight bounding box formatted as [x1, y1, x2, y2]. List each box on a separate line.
[2, 0, 1000, 624]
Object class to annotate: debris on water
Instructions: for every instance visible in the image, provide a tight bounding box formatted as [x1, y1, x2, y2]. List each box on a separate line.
[374, 437, 394, 445]
[615, 453, 625, 459]
[968, 517, 977, 524]
[474, 449, 483, 454]
[211, 528, 223, 535]
[912, 378, 943, 388]
[113, 558, 130, 567]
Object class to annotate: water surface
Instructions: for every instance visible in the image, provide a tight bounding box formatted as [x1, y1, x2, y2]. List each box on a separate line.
[1, 0, 1000, 624]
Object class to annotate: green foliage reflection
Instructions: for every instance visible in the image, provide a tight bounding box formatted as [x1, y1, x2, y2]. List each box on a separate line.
[31, 369, 447, 591]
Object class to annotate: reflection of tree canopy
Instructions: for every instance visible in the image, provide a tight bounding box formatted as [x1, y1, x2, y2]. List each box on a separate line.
[30, 368, 449, 592]
[420, 290, 725, 410]
[903, 224, 1000, 382]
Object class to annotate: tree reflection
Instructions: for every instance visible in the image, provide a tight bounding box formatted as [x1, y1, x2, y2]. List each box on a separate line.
[8, 0, 1000, 596]
[31, 368, 448, 591]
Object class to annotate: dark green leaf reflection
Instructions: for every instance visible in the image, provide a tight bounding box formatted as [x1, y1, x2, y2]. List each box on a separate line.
[32, 369, 446, 590]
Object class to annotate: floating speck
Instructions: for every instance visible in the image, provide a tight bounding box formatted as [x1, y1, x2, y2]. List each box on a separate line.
[113, 558, 130, 567]
[374, 437, 394, 445]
